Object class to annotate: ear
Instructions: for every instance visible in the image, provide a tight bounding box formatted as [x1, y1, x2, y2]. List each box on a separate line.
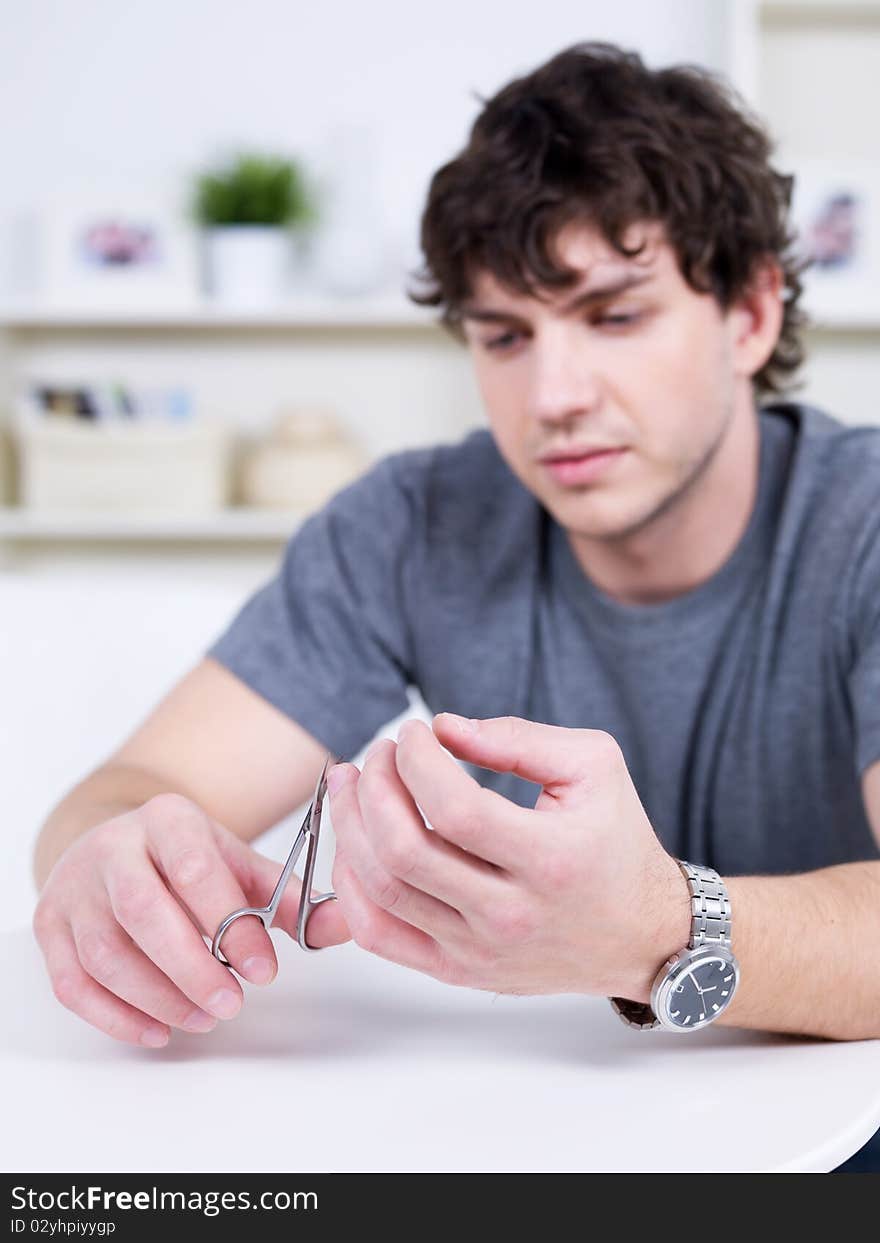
[727, 258, 785, 381]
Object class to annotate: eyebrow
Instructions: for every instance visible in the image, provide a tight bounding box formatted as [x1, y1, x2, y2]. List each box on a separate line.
[460, 270, 655, 323]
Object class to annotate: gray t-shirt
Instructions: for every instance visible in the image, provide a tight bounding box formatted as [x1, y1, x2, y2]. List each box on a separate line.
[207, 401, 880, 876]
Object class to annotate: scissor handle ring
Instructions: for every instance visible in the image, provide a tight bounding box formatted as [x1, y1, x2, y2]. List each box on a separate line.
[297, 891, 338, 953]
[211, 906, 271, 965]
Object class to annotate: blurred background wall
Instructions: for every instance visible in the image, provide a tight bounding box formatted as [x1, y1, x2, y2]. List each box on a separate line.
[2, 0, 878, 929]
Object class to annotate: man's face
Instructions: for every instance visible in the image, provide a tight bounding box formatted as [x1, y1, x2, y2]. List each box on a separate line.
[460, 220, 744, 542]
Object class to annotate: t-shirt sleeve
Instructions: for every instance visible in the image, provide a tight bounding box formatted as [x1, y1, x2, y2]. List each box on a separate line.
[205, 452, 424, 761]
[845, 511, 880, 777]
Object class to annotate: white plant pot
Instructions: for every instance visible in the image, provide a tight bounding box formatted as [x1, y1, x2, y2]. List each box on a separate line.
[203, 225, 291, 306]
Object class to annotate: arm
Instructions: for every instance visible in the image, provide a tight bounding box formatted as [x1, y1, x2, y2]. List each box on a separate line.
[33, 655, 329, 888]
[714, 760, 880, 1041]
[325, 715, 880, 1042]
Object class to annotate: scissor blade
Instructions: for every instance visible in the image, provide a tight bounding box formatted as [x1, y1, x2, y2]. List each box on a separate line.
[263, 812, 311, 920]
[308, 753, 335, 835]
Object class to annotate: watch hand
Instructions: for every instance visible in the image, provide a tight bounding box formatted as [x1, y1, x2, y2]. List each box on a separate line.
[701, 986, 717, 993]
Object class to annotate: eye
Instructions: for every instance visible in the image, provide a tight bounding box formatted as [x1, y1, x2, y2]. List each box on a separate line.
[594, 312, 641, 327]
[483, 330, 521, 352]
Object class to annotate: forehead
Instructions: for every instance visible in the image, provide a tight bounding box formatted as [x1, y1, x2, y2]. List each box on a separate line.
[467, 218, 674, 307]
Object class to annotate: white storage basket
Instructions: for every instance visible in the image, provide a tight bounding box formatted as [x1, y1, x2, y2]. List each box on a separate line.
[13, 408, 230, 513]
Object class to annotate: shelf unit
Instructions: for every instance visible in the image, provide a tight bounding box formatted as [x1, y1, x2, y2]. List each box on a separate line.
[0, 506, 303, 543]
[0, 294, 478, 550]
[0, 297, 439, 332]
[721, 0, 880, 428]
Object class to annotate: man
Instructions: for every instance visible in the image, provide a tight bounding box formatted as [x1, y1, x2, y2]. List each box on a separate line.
[32, 42, 880, 1071]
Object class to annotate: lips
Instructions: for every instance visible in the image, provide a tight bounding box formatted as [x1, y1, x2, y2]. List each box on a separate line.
[539, 446, 623, 463]
[540, 446, 628, 486]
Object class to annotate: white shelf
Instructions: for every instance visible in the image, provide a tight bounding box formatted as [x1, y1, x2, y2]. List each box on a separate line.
[0, 506, 303, 542]
[804, 310, 880, 332]
[0, 297, 439, 331]
[762, 1, 880, 21]
[1, 299, 876, 334]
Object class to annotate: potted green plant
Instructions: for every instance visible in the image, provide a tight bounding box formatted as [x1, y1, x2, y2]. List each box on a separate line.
[191, 152, 316, 305]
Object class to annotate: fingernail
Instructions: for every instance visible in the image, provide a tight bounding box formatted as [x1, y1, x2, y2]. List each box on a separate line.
[242, 955, 275, 985]
[206, 987, 241, 1019]
[182, 1008, 218, 1033]
[140, 1024, 170, 1048]
[442, 712, 478, 733]
[326, 764, 348, 795]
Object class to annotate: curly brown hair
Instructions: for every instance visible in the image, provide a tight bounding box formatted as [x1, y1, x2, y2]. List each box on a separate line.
[408, 41, 808, 399]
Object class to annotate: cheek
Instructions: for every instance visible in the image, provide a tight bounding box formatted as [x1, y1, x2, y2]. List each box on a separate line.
[474, 358, 521, 423]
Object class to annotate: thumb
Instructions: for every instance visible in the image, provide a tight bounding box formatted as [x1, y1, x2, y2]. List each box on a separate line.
[432, 712, 617, 797]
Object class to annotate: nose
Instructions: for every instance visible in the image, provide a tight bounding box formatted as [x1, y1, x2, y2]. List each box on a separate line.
[527, 323, 603, 426]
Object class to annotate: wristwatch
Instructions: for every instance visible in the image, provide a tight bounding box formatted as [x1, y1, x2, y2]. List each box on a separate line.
[609, 860, 739, 1032]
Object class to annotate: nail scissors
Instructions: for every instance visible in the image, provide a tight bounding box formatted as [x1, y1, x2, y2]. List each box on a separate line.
[211, 753, 337, 964]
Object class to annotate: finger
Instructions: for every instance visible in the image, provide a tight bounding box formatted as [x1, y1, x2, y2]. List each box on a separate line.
[393, 718, 534, 871]
[70, 902, 221, 1034]
[332, 852, 453, 981]
[34, 913, 173, 1049]
[144, 795, 279, 984]
[329, 759, 467, 941]
[432, 712, 623, 802]
[357, 739, 509, 919]
[98, 833, 247, 1021]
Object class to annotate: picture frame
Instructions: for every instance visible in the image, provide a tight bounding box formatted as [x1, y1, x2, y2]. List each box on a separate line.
[36, 184, 200, 310]
[789, 159, 880, 326]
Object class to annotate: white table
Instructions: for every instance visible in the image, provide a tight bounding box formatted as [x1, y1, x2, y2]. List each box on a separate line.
[3, 924, 880, 1173]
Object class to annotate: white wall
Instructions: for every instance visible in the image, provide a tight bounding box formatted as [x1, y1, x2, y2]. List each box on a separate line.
[0, 0, 726, 278]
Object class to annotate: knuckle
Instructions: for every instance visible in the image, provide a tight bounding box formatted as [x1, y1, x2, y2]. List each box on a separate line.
[112, 876, 159, 926]
[87, 819, 127, 861]
[167, 846, 215, 890]
[143, 790, 202, 832]
[484, 898, 536, 945]
[103, 1012, 133, 1042]
[435, 950, 469, 987]
[364, 866, 403, 913]
[31, 901, 54, 943]
[360, 770, 395, 820]
[586, 729, 624, 771]
[535, 841, 573, 892]
[351, 913, 382, 956]
[375, 831, 419, 881]
[500, 715, 528, 757]
[77, 927, 124, 982]
[50, 968, 82, 1011]
[442, 797, 482, 844]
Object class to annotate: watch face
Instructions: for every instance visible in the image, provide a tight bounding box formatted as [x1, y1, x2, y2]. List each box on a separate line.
[660, 951, 738, 1030]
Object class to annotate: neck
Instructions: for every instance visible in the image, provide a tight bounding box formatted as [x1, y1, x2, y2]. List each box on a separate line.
[566, 396, 760, 606]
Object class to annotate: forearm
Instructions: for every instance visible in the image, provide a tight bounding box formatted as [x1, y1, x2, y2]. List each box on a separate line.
[714, 861, 880, 1041]
[32, 763, 176, 891]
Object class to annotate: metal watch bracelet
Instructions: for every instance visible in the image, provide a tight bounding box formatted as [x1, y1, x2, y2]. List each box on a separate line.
[609, 860, 733, 1030]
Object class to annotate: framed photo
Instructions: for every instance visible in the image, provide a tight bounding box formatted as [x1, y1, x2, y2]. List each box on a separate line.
[790, 160, 880, 324]
[37, 184, 200, 310]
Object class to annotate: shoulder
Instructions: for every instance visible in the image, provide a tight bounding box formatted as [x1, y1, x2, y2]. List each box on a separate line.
[764, 400, 880, 489]
[762, 400, 880, 545]
[765, 401, 880, 641]
[383, 427, 539, 542]
[309, 428, 540, 577]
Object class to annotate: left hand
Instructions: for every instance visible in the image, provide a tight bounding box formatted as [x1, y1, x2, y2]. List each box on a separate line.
[327, 714, 690, 1001]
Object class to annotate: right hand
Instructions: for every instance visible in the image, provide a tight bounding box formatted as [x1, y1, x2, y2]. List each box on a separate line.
[31, 792, 351, 1048]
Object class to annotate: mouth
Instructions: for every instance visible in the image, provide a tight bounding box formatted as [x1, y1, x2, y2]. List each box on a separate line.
[539, 446, 629, 486]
